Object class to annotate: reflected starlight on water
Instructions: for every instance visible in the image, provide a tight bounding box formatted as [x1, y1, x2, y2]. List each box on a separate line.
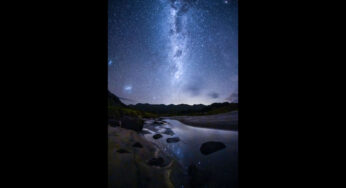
[143, 117, 238, 186]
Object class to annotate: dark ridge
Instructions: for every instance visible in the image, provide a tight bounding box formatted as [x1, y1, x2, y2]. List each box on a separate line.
[128, 102, 238, 116]
[108, 90, 125, 107]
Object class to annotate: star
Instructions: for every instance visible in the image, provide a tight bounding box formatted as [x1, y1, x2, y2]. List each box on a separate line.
[108, 0, 238, 105]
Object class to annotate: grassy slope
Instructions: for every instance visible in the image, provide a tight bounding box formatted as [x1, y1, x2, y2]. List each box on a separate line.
[108, 105, 158, 119]
[108, 90, 157, 119]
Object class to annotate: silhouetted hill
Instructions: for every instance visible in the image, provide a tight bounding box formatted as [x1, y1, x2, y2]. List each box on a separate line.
[108, 91, 157, 119]
[108, 90, 238, 118]
[128, 102, 238, 116]
[108, 90, 125, 107]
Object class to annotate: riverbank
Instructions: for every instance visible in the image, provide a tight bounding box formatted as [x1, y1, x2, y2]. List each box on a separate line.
[108, 126, 186, 188]
[167, 111, 238, 131]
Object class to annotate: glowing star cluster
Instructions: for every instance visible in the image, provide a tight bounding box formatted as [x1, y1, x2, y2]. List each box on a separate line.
[108, 0, 238, 105]
[168, 0, 191, 83]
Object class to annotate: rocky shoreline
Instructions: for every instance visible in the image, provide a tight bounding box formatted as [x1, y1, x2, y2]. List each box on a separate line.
[108, 125, 188, 188]
[108, 113, 237, 187]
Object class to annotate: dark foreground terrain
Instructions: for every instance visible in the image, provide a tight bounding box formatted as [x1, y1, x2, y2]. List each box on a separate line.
[108, 126, 186, 188]
[108, 91, 238, 187]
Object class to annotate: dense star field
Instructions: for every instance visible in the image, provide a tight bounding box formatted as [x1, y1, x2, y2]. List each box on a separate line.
[108, 0, 238, 105]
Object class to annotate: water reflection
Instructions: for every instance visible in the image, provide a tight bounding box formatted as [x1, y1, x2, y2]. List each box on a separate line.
[143, 119, 238, 186]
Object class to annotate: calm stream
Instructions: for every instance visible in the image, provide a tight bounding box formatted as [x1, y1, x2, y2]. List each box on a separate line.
[142, 118, 238, 187]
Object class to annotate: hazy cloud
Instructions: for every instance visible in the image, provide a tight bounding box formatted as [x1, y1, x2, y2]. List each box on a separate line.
[182, 74, 206, 97]
[208, 92, 219, 99]
[225, 93, 238, 103]
[119, 97, 137, 103]
[184, 85, 201, 96]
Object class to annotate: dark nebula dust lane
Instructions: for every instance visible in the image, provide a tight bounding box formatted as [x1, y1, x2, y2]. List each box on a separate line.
[108, 0, 238, 105]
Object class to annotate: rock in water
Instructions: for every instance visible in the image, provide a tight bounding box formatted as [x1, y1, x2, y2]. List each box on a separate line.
[140, 130, 152, 135]
[153, 134, 162, 139]
[200, 141, 226, 155]
[120, 116, 144, 132]
[132, 142, 143, 148]
[147, 157, 164, 167]
[162, 128, 175, 136]
[153, 120, 167, 125]
[166, 137, 180, 143]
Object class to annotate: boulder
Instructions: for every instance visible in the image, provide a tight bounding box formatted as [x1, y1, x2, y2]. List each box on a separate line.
[200, 141, 226, 155]
[166, 137, 180, 143]
[153, 134, 162, 139]
[140, 130, 152, 135]
[147, 157, 164, 167]
[153, 120, 167, 125]
[162, 128, 175, 136]
[120, 116, 144, 132]
[132, 142, 143, 148]
[108, 119, 121, 127]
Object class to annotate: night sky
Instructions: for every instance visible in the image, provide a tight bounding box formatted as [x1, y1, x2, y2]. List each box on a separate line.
[108, 0, 238, 105]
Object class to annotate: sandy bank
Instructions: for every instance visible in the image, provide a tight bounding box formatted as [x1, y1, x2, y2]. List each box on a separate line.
[108, 126, 186, 188]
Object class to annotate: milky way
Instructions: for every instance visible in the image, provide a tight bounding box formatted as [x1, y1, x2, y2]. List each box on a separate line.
[108, 0, 238, 105]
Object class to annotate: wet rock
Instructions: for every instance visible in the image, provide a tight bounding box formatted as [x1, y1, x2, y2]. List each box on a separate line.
[120, 116, 144, 132]
[140, 130, 152, 135]
[145, 126, 159, 133]
[167, 137, 180, 143]
[117, 149, 130, 153]
[132, 142, 143, 148]
[153, 120, 167, 125]
[109, 119, 121, 127]
[147, 157, 164, 167]
[162, 128, 175, 136]
[188, 164, 210, 187]
[153, 134, 163, 139]
[200, 141, 226, 155]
